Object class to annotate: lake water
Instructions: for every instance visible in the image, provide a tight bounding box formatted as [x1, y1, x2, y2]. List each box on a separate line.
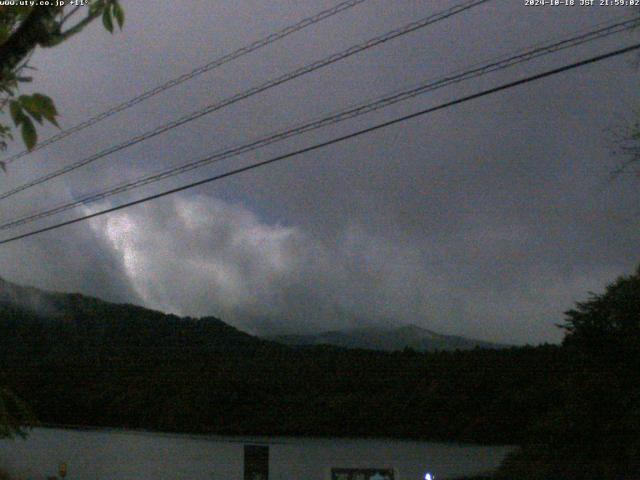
[0, 427, 513, 479]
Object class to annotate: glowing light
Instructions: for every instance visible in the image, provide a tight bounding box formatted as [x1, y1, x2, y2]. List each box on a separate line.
[425, 474, 434, 480]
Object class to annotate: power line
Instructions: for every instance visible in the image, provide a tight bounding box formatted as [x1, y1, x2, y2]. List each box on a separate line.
[1, 16, 637, 232]
[0, 0, 491, 202]
[1, 41, 638, 246]
[2, 0, 371, 165]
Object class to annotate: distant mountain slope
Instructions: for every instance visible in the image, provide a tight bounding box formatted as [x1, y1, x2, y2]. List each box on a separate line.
[268, 324, 508, 351]
[0, 276, 266, 355]
[0, 276, 565, 445]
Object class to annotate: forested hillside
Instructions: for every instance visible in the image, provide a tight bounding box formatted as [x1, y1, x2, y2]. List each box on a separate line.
[1, 269, 638, 480]
[268, 324, 507, 352]
[0, 277, 563, 444]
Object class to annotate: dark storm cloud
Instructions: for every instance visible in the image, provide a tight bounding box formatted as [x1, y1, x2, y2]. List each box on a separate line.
[0, 214, 141, 306]
[86, 195, 437, 334]
[0, 0, 638, 343]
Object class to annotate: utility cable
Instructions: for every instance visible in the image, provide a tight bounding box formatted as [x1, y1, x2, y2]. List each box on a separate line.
[0, 16, 636, 232]
[0, 0, 491, 201]
[1, 41, 638, 246]
[2, 0, 371, 165]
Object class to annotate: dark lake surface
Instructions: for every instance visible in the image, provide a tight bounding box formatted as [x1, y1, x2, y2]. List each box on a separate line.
[0, 427, 513, 479]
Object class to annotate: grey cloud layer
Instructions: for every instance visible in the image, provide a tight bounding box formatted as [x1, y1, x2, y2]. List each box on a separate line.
[90, 196, 434, 336]
[0, 1, 638, 343]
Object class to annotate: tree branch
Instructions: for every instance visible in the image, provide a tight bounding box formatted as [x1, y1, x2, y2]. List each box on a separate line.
[60, 5, 82, 27]
[0, 6, 60, 81]
[50, 8, 102, 47]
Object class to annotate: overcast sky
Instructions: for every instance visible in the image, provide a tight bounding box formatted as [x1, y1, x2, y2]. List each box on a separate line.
[0, 0, 638, 344]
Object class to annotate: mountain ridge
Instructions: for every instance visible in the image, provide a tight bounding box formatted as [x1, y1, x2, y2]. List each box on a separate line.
[266, 323, 508, 352]
[0, 275, 267, 354]
[0, 275, 565, 444]
[1, 276, 507, 352]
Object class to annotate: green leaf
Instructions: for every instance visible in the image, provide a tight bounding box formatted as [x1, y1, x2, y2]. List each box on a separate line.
[0, 26, 10, 45]
[19, 95, 43, 124]
[21, 117, 37, 150]
[31, 93, 59, 127]
[9, 101, 22, 125]
[102, 7, 114, 33]
[112, 2, 125, 29]
[89, 0, 104, 16]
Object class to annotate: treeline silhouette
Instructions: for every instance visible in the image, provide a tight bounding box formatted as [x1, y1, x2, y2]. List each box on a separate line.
[0, 265, 638, 478]
[0, 280, 564, 444]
